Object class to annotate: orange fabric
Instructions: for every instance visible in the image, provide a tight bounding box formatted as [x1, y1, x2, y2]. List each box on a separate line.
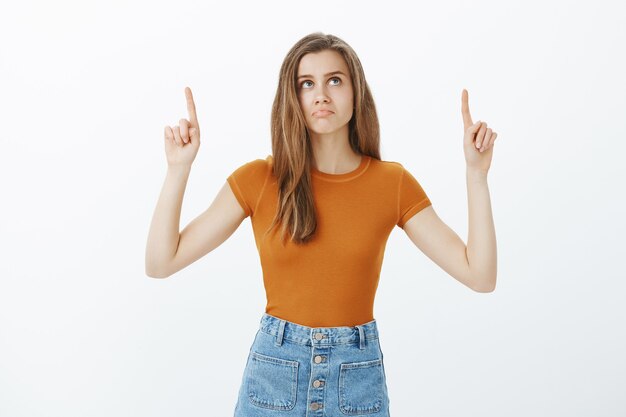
[226, 154, 431, 327]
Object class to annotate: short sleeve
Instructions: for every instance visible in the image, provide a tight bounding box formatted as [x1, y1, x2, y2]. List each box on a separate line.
[226, 157, 271, 218]
[397, 165, 432, 228]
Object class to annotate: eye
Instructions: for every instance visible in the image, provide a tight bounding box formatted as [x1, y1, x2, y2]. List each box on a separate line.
[299, 77, 342, 89]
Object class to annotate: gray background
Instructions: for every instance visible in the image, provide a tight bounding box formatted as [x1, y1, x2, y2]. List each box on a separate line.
[1, 0, 624, 416]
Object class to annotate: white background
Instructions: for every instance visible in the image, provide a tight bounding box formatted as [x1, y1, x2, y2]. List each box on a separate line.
[1, 0, 625, 416]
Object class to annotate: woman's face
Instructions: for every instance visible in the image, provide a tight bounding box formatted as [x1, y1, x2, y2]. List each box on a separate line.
[296, 49, 354, 136]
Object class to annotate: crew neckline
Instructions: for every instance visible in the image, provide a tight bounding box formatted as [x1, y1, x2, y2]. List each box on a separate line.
[311, 154, 371, 182]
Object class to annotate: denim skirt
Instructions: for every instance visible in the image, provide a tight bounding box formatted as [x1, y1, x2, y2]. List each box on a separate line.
[233, 312, 390, 416]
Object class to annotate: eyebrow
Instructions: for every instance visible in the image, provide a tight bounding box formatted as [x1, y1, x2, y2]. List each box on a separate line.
[297, 70, 347, 80]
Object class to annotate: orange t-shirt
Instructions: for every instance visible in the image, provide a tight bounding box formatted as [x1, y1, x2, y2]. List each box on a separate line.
[226, 154, 431, 327]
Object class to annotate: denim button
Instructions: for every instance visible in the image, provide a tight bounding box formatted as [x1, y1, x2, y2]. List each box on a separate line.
[310, 402, 323, 410]
[314, 355, 323, 363]
[314, 332, 324, 340]
[313, 379, 321, 387]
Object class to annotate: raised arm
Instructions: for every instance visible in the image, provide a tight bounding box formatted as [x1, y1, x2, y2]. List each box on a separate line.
[401, 89, 499, 292]
[145, 87, 247, 278]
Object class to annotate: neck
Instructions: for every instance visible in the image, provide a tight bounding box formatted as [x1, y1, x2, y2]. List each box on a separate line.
[310, 125, 361, 174]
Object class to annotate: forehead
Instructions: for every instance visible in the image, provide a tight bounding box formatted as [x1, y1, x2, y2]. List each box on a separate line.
[297, 49, 349, 77]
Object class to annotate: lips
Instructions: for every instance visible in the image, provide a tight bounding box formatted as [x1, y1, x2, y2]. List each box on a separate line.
[313, 110, 334, 117]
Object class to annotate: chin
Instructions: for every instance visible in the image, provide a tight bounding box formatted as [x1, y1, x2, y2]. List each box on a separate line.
[310, 127, 341, 135]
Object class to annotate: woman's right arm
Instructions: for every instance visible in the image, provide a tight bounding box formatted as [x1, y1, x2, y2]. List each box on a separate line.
[144, 165, 187, 278]
[145, 87, 246, 278]
[144, 167, 246, 278]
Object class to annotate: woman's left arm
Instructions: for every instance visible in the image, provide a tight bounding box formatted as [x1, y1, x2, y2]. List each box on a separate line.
[465, 168, 497, 292]
[402, 89, 498, 292]
[462, 89, 498, 292]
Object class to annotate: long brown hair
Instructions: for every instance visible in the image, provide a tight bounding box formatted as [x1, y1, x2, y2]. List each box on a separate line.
[265, 32, 381, 246]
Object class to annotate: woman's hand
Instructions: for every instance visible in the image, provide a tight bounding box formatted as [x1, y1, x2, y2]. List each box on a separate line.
[164, 87, 201, 168]
[461, 89, 498, 174]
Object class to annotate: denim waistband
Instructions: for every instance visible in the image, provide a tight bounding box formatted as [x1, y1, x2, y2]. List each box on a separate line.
[259, 313, 379, 348]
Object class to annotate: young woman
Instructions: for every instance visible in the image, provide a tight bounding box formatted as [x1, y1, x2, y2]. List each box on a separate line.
[146, 32, 498, 417]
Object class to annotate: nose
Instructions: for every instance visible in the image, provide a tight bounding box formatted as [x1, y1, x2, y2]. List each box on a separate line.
[315, 95, 330, 105]
[314, 85, 331, 105]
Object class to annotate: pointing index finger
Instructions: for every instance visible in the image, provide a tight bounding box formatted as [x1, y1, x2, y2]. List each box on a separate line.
[461, 89, 473, 128]
[185, 86, 199, 128]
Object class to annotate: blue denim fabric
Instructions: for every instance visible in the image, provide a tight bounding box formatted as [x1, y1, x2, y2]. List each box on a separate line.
[234, 313, 390, 416]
